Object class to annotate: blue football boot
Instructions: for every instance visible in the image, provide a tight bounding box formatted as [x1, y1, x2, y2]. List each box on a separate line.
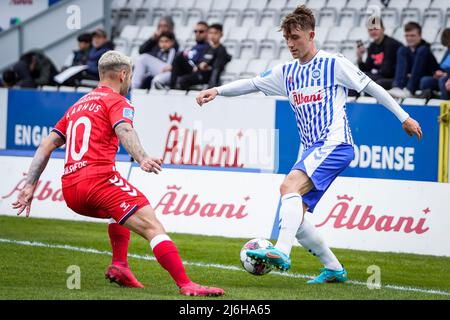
[246, 247, 291, 271]
[307, 266, 348, 284]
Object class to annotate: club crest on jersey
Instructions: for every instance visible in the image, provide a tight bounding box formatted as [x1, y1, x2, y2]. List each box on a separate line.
[123, 108, 134, 121]
[312, 69, 321, 79]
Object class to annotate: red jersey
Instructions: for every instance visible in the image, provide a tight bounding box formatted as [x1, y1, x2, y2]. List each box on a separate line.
[52, 86, 134, 186]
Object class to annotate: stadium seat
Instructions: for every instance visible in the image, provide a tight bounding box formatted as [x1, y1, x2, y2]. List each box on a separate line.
[285, 0, 307, 10]
[401, 8, 421, 26]
[325, 0, 347, 12]
[321, 41, 339, 53]
[278, 43, 291, 60]
[346, 0, 368, 11]
[318, 7, 337, 27]
[339, 8, 358, 27]
[258, 42, 277, 59]
[393, 26, 406, 45]
[222, 58, 250, 78]
[114, 25, 141, 55]
[229, 0, 250, 11]
[431, 41, 447, 62]
[241, 10, 260, 27]
[59, 86, 77, 92]
[129, 25, 156, 53]
[388, 0, 410, 11]
[427, 99, 447, 106]
[347, 26, 368, 42]
[306, 0, 328, 11]
[431, 0, 449, 9]
[340, 41, 358, 64]
[206, 10, 224, 25]
[423, 8, 444, 30]
[240, 26, 269, 59]
[381, 8, 400, 29]
[325, 25, 350, 42]
[240, 59, 269, 78]
[402, 98, 427, 105]
[346, 96, 357, 103]
[408, 0, 431, 10]
[313, 26, 329, 48]
[259, 9, 281, 27]
[76, 87, 93, 93]
[223, 11, 241, 29]
[212, 0, 231, 10]
[422, 25, 438, 43]
[176, 25, 194, 44]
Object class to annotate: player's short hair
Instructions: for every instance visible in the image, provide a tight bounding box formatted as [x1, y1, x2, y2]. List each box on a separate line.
[441, 28, 450, 47]
[98, 50, 133, 78]
[281, 5, 315, 33]
[404, 21, 422, 35]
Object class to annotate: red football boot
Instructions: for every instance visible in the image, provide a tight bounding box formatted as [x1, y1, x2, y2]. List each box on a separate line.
[179, 281, 224, 297]
[105, 264, 144, 288]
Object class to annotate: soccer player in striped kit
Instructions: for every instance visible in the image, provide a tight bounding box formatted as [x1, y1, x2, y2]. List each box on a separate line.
[197, 5, 422, 284]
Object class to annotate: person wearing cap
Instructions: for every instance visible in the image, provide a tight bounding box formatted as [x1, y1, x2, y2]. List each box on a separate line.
[85, 28, 115, 80]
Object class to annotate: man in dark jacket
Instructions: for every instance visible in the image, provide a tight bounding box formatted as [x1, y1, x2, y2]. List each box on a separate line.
[389, 22, 439, 98]
[419, 28, 450, 99]
[171, 22, 231, 90]
[357, 19, 402, 89]
[85, 28, 115, 80]
[11, 49, 58, 88]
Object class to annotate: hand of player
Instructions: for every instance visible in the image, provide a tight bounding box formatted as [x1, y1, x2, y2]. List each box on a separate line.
[12, 183, 36, 217]
[196, 88, 218, 106]
[402, 117, 422, 140]
[140, 157, 163, 174]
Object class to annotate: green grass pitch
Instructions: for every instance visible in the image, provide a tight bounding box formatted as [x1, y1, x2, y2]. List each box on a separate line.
[0, 215, 449, 300]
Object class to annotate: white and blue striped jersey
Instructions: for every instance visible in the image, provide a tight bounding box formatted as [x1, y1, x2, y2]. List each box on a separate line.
[252, 50, 371, 151]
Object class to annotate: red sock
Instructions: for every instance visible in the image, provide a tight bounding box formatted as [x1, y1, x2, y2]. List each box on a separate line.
[152, 240, 191, 288]
[108, 223, 130, 268]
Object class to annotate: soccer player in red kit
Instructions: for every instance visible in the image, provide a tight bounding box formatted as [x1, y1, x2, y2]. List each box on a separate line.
[12, 50, 224, 297]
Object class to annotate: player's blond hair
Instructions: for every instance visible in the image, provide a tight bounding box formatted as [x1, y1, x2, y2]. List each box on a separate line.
[98, 50, 133, 78]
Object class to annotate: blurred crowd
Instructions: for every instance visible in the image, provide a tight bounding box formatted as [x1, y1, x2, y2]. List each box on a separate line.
[1, 16, 449, 100]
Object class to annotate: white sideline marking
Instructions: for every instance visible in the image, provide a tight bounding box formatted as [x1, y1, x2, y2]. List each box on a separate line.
[1, 238, 449, 297]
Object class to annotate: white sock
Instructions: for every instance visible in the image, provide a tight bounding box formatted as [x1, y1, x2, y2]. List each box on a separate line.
[296, 219, 342, 271]
[275, 193, 304, 256]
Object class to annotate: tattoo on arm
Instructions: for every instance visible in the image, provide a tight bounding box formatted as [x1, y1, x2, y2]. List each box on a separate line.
[115, 123, 148, 164]
[26, 133, 65, 185]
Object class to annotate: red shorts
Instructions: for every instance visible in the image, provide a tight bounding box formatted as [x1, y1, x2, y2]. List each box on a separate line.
[62, 171, 150, 225]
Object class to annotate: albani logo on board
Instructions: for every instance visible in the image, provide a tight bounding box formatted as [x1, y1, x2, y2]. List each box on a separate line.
[154, 185, 250, 220]
[316, 195, 430, 235]
[162, 113, 245, 168]
[2, 173, 65, 202]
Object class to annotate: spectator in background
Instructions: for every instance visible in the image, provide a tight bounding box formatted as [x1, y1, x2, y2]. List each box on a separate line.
[388, 22, 439, 99]
[171, 23, 231, 90]
[170, 21, 210, 89]
[84, 28, 115, 80]
[139, 16, 179, 55]
[445, 78, 450, 99]
[357, 19, 402, 89]
[61, 33, 92, 71]
[8, 49, 58, 88]
[132, 31, 177, 89]
[1, 70, 18, 88]
[419, 28, 450, 100]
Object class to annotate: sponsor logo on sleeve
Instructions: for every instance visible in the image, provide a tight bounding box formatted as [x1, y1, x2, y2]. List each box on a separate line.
[123, 108, 134, 121]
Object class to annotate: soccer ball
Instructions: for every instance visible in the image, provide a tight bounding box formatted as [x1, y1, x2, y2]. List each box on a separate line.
[240, 238, 274, 276]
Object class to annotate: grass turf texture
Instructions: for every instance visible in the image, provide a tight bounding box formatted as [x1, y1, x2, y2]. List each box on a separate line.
[0, 215, 449, 300]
